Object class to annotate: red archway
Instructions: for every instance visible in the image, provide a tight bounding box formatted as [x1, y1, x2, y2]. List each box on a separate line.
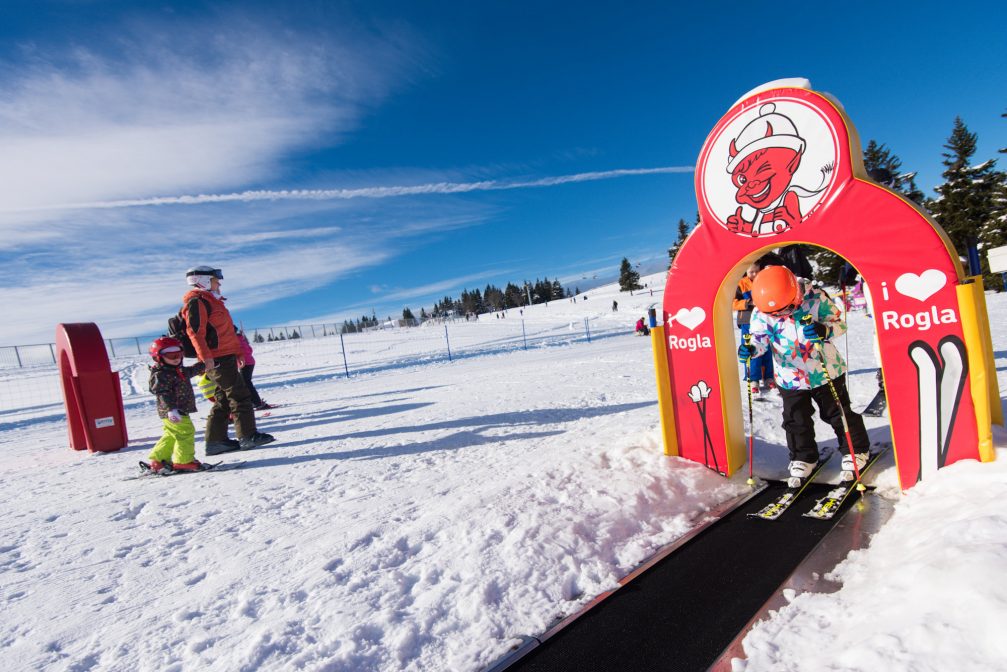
[658, 80, 999, 489]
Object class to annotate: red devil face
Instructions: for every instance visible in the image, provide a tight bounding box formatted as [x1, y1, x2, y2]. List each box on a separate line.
[731, 147, 802, 209]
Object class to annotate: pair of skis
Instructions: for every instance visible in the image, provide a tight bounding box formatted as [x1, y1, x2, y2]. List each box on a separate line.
[749, 449, 886, 521]
[749, 453, 833, 521]
[124, 460, 246, 480]
[804, 450, 886, 520]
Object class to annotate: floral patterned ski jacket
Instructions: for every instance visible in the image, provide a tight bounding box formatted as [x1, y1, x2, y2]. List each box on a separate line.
[748, 286, 847, 391]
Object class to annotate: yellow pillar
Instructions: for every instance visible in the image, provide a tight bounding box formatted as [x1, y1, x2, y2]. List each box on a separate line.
[649, 309, 678, 456]
[956, 278, 999, 462]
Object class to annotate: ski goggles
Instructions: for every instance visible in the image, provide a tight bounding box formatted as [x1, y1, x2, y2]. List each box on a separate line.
[186, 267, 224, 280]
[160, 346, 182, 356]
[766, 303, 798, 318]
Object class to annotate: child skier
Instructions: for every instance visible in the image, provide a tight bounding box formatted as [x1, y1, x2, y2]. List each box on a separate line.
[146, 337, 207, 474]
[737, 265, 870, 487]
[236, 330, 271, 410]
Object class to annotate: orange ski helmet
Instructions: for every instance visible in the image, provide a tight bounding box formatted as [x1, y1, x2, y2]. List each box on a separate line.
[751, 265, 800, 314]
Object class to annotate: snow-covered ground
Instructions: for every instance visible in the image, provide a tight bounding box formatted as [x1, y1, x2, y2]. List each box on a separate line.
[0, 272, 1005, 672]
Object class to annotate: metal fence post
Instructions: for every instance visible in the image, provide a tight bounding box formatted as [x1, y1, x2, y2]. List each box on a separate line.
[108, 339, 117, 358]
[134, 337, 141, 355]
[584, 318, 592, 343]
[521, 319, 528, 350]
[49, 343, 56, 364]
[14, 345, 23, 368]
[339, 331, 350, 378]
[444, 324, 452, 362]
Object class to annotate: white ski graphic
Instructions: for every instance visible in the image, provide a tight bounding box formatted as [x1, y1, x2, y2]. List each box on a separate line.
[908, 336, 968, 482]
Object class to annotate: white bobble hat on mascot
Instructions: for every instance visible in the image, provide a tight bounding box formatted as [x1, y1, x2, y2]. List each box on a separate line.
[726, 103, 806, 174]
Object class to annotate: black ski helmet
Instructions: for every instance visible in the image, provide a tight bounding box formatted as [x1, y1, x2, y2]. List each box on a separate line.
[867, 167, 895, 188]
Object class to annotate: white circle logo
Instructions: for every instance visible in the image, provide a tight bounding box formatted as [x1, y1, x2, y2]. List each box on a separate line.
[701, 99, 839, 238]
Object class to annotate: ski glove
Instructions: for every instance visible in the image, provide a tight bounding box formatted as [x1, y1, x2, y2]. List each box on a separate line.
[802, 322, 827, 343]
[167, 409, 182, 424]
[737, 342, 755, 363]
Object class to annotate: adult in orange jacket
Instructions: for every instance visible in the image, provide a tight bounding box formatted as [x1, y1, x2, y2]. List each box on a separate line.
[183, 266, 274, 455]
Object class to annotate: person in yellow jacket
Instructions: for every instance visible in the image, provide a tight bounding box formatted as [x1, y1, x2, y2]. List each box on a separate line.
[183, 266, 275, 455]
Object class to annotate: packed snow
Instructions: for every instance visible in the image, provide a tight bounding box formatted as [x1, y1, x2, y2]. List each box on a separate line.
[0, 272, 1004, 672]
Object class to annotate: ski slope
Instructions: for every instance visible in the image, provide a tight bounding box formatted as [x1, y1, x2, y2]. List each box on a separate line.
[1, 273, 1005, 671]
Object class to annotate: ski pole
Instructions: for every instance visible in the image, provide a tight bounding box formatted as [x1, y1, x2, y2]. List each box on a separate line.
[801, 315, 865, 491]
[743, 334, 756, 486]
[841, 280, 850, 375]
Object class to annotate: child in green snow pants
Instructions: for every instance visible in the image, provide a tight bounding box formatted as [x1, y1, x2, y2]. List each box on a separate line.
[150, 415, 197, 464]
[147, 337, 206, 470]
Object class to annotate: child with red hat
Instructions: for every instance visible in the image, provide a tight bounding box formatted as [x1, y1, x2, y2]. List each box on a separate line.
[146, 337, 207, 474]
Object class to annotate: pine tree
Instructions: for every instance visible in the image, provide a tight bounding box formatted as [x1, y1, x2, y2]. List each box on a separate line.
[930, 117, 1002, 287]
[618, 258, 643, 292]
[504, 283, 525, 308]
[814, 140, 929, 285]
[985, 111, 1007, 289]
[862, 140, 925, 205]
[551, 279, 564, 300]
[668, 218, 691, 268]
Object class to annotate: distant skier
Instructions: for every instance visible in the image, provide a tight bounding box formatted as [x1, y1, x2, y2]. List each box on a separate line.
[146, 337, 207, 474]
[737, 265, 870, 486]
[635, 317, 650, 336]
[237, 330, 271, 411]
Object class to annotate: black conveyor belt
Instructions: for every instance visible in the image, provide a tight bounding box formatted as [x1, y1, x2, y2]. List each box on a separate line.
[505, 481, 858, 672]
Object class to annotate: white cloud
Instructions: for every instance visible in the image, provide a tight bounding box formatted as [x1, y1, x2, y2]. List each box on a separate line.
[0, 10, 414, 232]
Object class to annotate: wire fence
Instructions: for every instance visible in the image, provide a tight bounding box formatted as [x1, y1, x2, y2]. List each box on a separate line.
[0, 322, 356, 370]
[0, 316, 632, 417]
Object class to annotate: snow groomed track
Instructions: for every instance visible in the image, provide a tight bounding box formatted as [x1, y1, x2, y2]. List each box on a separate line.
[491, 481, 881, 672]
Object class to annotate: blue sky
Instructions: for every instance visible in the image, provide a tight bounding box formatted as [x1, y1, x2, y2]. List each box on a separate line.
[1, 0, 1004, 343]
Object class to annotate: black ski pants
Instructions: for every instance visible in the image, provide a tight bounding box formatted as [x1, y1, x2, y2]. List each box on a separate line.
[779, 374, 870, 464]
[205, 354, 255, 442]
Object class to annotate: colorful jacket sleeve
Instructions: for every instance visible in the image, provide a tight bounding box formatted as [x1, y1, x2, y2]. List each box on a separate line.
[805, 289, 846, 341]
[748, 311, 771, 359]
